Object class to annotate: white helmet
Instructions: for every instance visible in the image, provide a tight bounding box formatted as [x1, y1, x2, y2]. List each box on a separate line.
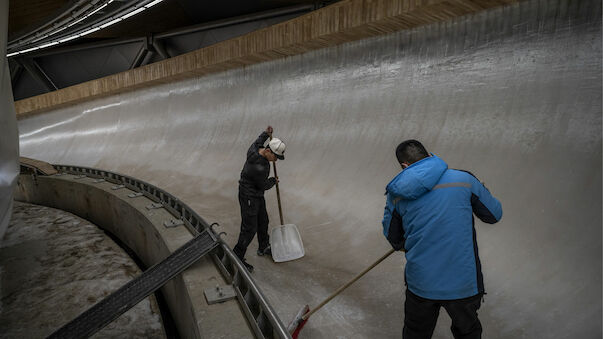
[267, 138, 285, 160]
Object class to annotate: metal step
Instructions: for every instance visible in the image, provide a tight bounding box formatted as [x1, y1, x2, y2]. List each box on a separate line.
[48, 230, 218, 339]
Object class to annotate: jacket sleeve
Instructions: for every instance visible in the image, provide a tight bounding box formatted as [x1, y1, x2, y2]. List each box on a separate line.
[246, 163, 276, 191]
[382, 194, 406, 251]
[263, 177, 276, 190]
[247, 131, 270, 158]
[468, 175, 503, 224]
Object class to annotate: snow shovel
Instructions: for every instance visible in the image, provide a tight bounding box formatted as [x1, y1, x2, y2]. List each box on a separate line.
[287, 248, 395, 337]
[269, 154, 304, 263]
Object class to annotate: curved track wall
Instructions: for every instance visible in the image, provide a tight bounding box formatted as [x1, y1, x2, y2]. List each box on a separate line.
[14, 173, 199, 337]
[17, 0, 602, 337]
[14, 166, 290, 338]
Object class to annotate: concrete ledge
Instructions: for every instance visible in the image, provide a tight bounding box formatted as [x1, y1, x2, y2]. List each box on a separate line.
[15, 173, 253, 338]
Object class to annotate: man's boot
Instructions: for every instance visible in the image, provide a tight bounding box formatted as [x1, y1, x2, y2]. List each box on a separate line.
[240, 258, 254, 272]
[257, 245, 272, 256]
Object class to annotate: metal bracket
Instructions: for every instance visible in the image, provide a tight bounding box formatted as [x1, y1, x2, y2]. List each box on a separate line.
[204, 285, 237, 305]
[164, 219, 184, 228]
[128, 192, 144, 198]
[73, 175, 87, 179]
[111, 184, 125, 190]
[209, 223, 226, 240]
[209, 222, 220, 232]
[93, 179, 105, 183]
[146, 202, 163, 210]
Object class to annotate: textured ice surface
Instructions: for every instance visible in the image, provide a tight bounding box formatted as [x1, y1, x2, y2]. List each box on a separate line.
[0, 202, 165, 338]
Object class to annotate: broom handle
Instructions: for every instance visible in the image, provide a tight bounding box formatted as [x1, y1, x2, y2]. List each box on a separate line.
[302, 248, 395, 320]
[269, 134, 285, 225]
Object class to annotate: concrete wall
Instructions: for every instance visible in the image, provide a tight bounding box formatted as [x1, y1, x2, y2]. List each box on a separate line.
[15, 174, 252, 338]
[0, 0, 19, 241]
[16, 0, 602, 337]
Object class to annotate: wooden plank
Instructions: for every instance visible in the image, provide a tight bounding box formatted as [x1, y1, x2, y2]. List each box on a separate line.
[14, 0, 518, 118]
[19, 157, 58, 175]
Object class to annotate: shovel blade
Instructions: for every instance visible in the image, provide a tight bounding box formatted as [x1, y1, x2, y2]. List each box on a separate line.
[270, 224, 304, 262]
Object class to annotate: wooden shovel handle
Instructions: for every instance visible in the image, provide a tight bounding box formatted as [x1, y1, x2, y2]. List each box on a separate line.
[302, 248, 396, 320]
[269, 134, 285, 225]
[272, 160, 284, 225]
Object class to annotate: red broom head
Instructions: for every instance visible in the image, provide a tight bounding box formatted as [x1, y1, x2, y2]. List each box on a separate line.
[291, 317, 309, 339]
[288, 304, 310, 338]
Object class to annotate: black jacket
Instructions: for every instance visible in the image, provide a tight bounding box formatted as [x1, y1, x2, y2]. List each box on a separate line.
[239, 131, 276, 197]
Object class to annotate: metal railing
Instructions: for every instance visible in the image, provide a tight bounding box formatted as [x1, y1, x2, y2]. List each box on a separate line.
[53, 164, 291, 339]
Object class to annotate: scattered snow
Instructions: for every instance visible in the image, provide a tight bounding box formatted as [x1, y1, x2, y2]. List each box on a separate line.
[0, 201, 166, 338]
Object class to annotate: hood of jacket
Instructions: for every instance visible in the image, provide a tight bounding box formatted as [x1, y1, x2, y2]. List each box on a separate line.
[386, 154, 448, 200]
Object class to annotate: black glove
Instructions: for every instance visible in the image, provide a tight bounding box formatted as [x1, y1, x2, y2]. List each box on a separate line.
[388, 238, 406, 252]
[387, 210, 406, 251]
[264, 177, 277, 190]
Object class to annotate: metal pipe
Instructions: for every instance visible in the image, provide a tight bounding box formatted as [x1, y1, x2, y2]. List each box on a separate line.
[21, 3, 311, 59]
[8, 0, 145, 53]
[20, 58, 58, 91]
[10, 3, 315, 58]
[130, 51, 148, 70]
[47, 0, 150, 46]
[130, 42, 148, 69]
[8, 1, 96, 49]
[28, 36, 145, 58]
[8, 0, 87, 45]
[152, 39, 170, 60]
[10, 63, 23, 86]
[155, 4, 315, 40]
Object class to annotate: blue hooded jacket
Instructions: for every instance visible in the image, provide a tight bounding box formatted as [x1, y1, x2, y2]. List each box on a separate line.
[382, 155, 502, 300]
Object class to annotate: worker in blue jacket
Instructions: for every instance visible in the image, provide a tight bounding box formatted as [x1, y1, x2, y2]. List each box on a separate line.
[382, 140, 502, 339]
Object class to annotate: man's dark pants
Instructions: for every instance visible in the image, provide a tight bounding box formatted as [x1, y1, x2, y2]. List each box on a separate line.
[403, 289, 483, 339]
[233, 191, 269, 259]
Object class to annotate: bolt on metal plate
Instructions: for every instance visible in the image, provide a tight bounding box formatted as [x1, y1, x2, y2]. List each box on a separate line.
[164, 219, 184, 228]
[204, 285, 237, 305]
[146, 202, 163, 210]
[128, 192, 144, 198]
[111, 184, 125, 190]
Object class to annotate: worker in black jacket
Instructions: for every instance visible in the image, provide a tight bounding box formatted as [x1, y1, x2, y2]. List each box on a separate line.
[233, 126, 286, 272]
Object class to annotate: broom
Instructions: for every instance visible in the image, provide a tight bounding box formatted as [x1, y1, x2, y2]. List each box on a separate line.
[287, 248, 395, 338]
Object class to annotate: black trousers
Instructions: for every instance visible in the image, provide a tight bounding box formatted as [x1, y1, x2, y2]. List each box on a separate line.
[233, 192, 269, 259]
[403, 289, 483, 339]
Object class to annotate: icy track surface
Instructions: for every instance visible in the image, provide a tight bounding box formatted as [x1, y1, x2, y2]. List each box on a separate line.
[0, 202, 165, 338]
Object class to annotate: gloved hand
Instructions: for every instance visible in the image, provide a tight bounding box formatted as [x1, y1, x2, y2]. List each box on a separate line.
[386, 210, 406, 251]
[265, 177, 277, 190]
[388, 238, 406, 252]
